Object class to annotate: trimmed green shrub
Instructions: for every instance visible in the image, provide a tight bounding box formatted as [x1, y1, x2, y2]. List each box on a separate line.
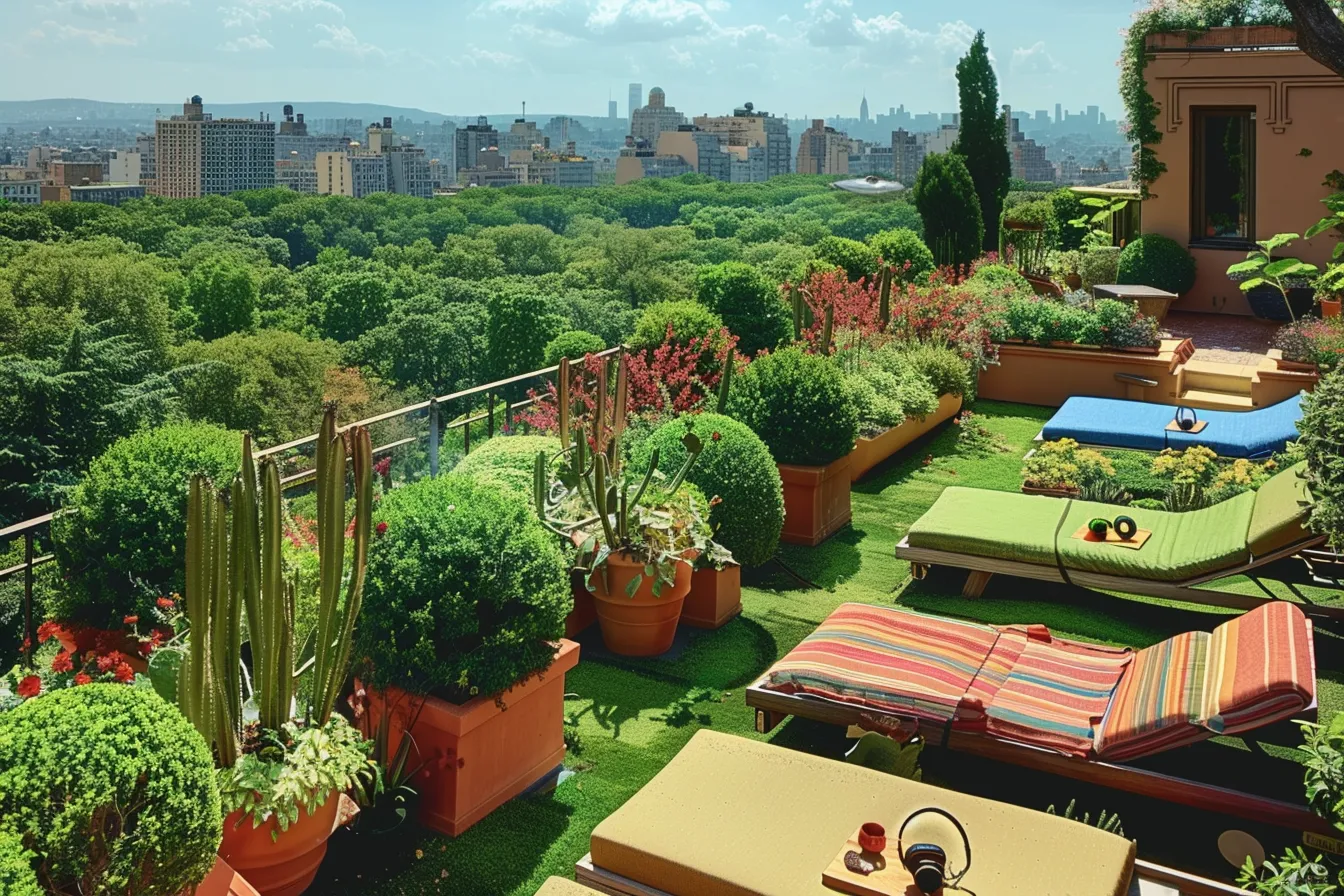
[1080, 247, 1122, 292]
[631, 300, 724, 350]
[913, 152, 984, 268]
[358, 473, 569, 701]
[633, 414, 784, 568]
[1299, 369, 1344, 548]
[727, 347, 859, 466]
[1117, 233, 1197, 295]
[814, 236, 879, 282]
[969, 263, 1033, 294]
[0, 685, 221, 896]
[453, 435, 562, 495]
[868, 228, 935, 282]
[51, 423, 243, 628]
[543, 330, 606, 366]
[0, 830, 40, 896]
[695, 262, 790, 357]
[892, 343, 974, 399]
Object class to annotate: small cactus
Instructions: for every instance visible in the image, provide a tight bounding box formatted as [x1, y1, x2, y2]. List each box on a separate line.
[1046, 799, 1125, 838]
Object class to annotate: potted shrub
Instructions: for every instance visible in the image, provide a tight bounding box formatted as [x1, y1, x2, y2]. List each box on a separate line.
[178, 407, 377, 896]
[356, 472, 574, 837]
[1317, 263, 1343, 319]
[1022, 439, 1116, 498]
[0, 685, 228, 895]
[1306, 187, 1344, 317]
[1117, 233, 1197, 296]
[1227, 234, 1320, 322]
[632, 413, 783, 629]
[726, 347, 860, 546]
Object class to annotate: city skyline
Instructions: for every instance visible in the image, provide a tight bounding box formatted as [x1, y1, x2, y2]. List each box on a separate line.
[0, 0, 1134, 119]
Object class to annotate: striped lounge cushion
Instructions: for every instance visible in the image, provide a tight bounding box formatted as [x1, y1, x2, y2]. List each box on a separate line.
[761, 603, 999, 724]
[977, 627, 1131, 757]
[1097, 602, 1314, 762]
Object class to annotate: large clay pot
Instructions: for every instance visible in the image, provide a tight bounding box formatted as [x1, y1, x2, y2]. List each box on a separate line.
[363, 639, 580, 837]
[589, 552, 690, 656]
[1322, 298, 1341, 319]
[190, 857, 261, 896]
[564, 569, 598, 638]
[682, 564, 742, 630]
[218, 797, 341, 896]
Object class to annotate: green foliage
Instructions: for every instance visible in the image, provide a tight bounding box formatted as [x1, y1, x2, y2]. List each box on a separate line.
[176, 330, 340, 444]
[869, 228, 936, 282]
[814, 236, 879, 282]
[1045, 799, 1125, 838]
[953, 30, 1012, 252]
[913, 153, 984, 268]
[454, 435, 563, 495]
[1118, 233, 1197, 295]
[631, 300, 724, 350]
[970, 263, 1033, 295]
[1022, 439, 1116, 491]
[1300, 370, 1344, 548]
[317, 271, 392, 343]
[543, 330, 607, 366]
[726, 347, 858, 466]
[1080, 247, 1122, 292]
[999, 297, 1159, 349]
[486, 289, 563, 381]
[1239, 847, 1339, 896]
[895, 342, 974, 399]
[185, 254, 260, 341]
[0, 685, 222, 895]
[1227, 233, 1319, 321]
[1050, 189, 1090, 251]
[51, 422, 242, 627]
[0, 829, 41, 896]
[359, 473, 569, 701]
[633, 414, 784, 568]
[695, 261, 790, 357]
[218, 716, 377, 836]
[351, 297, 488, 397]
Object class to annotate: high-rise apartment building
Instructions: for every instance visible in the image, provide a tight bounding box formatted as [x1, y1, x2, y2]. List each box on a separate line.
[796, 119, 849, 175]
[630, 88, 687, 147]
[275, 158, 317, 193]
[153, 96, 275, 198]
[454, 116, 499, 176]
[890, 129, 925, 186]
[608, 100, 618, 121]
[628, 83, 643, 120]
[386, 145, 433, 199]
[136, 133, 156, 190]
[103, 150, 140, 185]
[692, 102, 790, 178]
[498, 119, 547, 154]
[316, 151, 388, 198]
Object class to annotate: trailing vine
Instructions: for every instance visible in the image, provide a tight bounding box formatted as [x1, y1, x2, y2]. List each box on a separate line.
[1121, 0, 1297, 196]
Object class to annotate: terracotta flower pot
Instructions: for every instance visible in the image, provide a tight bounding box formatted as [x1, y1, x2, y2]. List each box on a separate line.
[564, 569, 598, 638]
[778, 456, 853, 546]
[363, 639, 580, 837]
[589, 552, 690, 656]
[217, 796, 342, 896]
[189, 857, 261, 896]
[1065, 273, 1083, 291]
[1322, 298, 1342, 319]
[682, 564, 742, 630]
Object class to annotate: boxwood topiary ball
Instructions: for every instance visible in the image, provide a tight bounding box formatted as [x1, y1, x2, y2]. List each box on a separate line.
[453, 435, 563, 496]
[632, 414, 784, 568]
[1117, 234, 1197, 295]
[0, 685, 222, 896]
[725, 347, 859, 467]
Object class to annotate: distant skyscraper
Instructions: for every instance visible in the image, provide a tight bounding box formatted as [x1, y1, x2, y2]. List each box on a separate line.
[152, 95, 275, 198]
[628, 82, 643, 119]
[454, 116, 498, 174]
[1055, 103, 1063, 124]
[609, 100, 618, 121]
[693, 101, 790, 178]
[860, 94, 870, 125]
[797, 119, 849, 175]
[631, 87, 686, 146]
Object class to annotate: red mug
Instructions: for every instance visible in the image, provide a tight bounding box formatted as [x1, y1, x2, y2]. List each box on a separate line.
[858, 822, 887, 854]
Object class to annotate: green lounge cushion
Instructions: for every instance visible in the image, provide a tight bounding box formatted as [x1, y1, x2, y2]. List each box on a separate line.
[905, 487, 1067, 567]
[1248, 462, 1313, 557]
[1056, 492, 1255, 581]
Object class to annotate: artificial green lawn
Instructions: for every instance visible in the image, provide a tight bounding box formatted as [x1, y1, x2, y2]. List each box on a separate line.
[314, 400, 1344, 894]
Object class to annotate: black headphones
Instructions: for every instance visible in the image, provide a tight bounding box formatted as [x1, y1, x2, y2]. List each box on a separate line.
[1174, 406, 1199, 432]
[898, 807, 972, 894]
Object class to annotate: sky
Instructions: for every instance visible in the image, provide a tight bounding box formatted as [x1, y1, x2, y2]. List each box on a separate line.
[1, 0, 1138, 119]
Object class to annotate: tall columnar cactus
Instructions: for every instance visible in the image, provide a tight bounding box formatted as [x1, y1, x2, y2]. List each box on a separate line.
[716, 348, 734, 415]
[250, 451, 295, 734]
[791, 284, 804, 342]
[183, 473, 239, 768]
[820, 304, 835, 355]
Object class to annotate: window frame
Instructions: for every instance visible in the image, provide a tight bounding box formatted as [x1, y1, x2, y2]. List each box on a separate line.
[1189, 106, 1257, 251]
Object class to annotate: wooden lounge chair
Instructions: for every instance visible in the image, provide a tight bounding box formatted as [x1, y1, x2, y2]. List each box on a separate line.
[893, 462, 1338, 618]
[745, 601, 1328, 835]
[574, 729, 1251, 896]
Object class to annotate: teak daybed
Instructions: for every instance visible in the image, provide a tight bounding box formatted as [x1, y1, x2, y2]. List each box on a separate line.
[572, 729, 1252, 896]
[893, 462, 1338, 617]
[1039, 394, 1304, 458]
[745, 600, 1327, 835]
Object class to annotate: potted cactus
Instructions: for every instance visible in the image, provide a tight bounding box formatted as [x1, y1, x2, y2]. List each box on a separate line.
[179, 406, 377, 896]
[533, 356, 725, 656]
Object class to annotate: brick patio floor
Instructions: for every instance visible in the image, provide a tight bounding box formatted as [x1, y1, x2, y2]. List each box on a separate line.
[1160, 310, 1282, 366]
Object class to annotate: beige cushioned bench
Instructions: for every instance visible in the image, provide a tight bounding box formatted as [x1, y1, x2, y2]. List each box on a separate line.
[534, 877, 591, 895]
[591, 730, 1136, 896]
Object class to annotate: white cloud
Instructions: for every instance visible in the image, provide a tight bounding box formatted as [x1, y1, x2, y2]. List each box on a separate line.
[1012, 41, 1062, 75]
[47, 0, 179, 23]
[453, 43, 521, 67]
[586, 0, 719, 41]
[219, 33, 274, 51]
[220, 0, 344, 29]
[39, 19, 137, 45]
[313, 22, 384, 58]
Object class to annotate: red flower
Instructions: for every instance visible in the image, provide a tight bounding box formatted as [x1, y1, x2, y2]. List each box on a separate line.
[16, 675, 41, 699]
[113, 663, 135, 683]
[711, 432, 721, 442]
[156, 596, 175, 611]
[50, 650, 74, 673]
[376, 521, 388, 536]
[123, 615, 139, 626]
[373, 456, 391, 478]
[37, 621, 60, 644]
[74, 673, 93, 686]
[97, 651, 126, 673]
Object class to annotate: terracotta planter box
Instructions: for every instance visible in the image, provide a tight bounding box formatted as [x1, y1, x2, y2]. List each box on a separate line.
[998, 338, 1161, 356]
[1276, 357, 1318, 373]
[1022, 484, 1081, 499]
[564, 570, 597, 638]
[778, 455, 853, 547]
[979, 341, 1189, 408]
[849, 394, 963, 482]
[682, 564, 741, 630]
[191, 857, 261, 896]
[367, 639, 580, 838]
[217, 796, 343, 896]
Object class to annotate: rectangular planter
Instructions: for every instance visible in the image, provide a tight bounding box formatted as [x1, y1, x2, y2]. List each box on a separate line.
[979, 341, 1188, 407]
[564, 570, 597, 638]
[848, 394, 963, 482]
[682, 564, 742, 630]
[778, 455, 853, 547]
[368, 639, 580, 837]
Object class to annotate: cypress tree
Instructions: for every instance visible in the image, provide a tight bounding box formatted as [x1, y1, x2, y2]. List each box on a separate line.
[912, 152, 983, 271]
[953, 30, 1011, 253]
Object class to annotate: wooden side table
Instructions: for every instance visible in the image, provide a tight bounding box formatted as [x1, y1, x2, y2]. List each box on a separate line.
[1093, 284, 1179, 322]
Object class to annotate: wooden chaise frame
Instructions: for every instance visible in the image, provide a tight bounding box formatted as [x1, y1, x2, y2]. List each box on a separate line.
[893, 532, 1340, 619]
[745, 669, 1330, 837]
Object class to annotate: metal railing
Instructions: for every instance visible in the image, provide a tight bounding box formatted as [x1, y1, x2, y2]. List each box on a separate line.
[1, 346, 624, 659]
